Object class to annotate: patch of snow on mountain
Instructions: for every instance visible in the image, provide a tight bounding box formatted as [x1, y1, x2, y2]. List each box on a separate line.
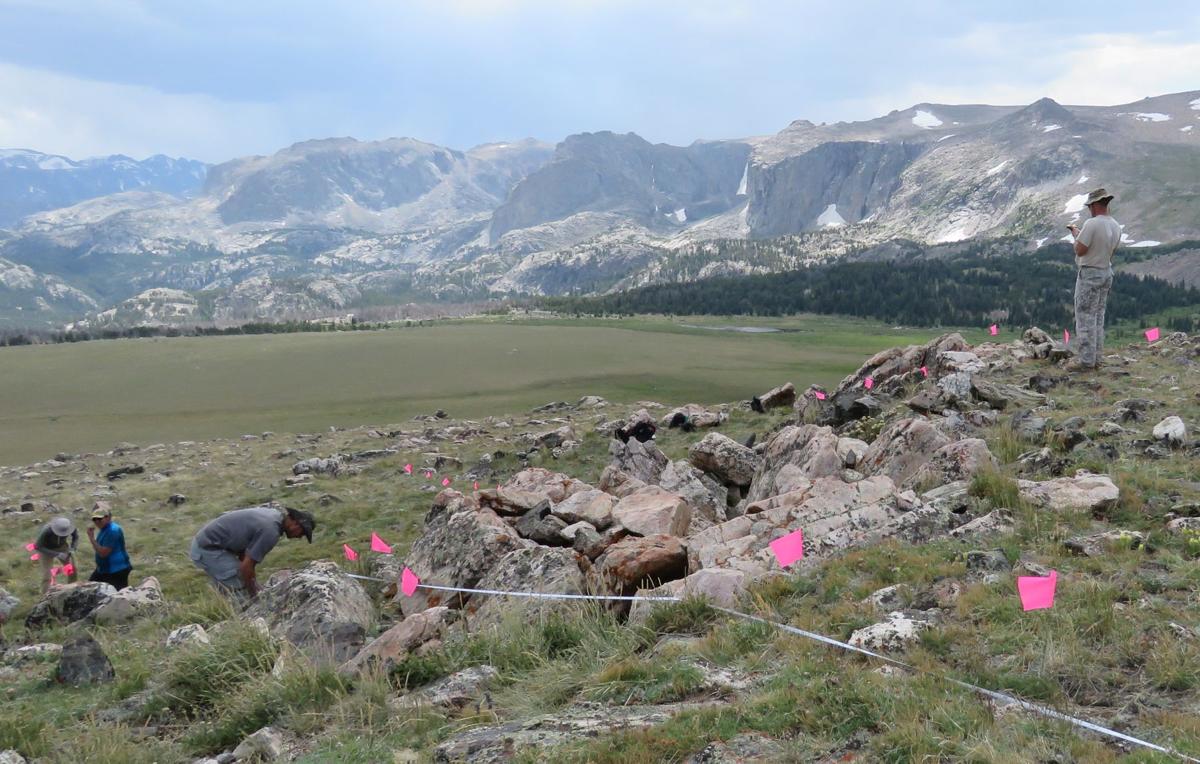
[1035, 238, 1047, 248]
[1041, 124, 1062, 132]
[736, 163, 748, 195]
[985, 160, 1008, 177]
[936, 134, 956, 142]
[1182, 126, 1194, 133]
[1061, 233, 1075, 242]
[672, 208, 687, 223]
[1063, 194, 1088, 214]
[1128, 240, 1162, 248]
[1190, 98, 1200, 110]
[1076, 174, 1089, 184]
[1121, 232, 1134, 244]
[912, 110, 943, 129]
[816, 203, 846, 228]
[1129, 112, 1171, 122]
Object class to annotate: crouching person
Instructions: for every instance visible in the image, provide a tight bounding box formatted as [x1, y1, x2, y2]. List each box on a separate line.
[189, 504, 315, 601]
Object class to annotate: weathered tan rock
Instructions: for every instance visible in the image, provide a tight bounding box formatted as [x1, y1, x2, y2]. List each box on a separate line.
[689, 432, 761, 487]
[597, 466, 647, 498]
[398, 491, 532, 616]
[835, 437, 870, 468]
[859, 417, 952, 486]
[835, 332, 968, 396]
[500, 468, 591, 504]
[477, 487, 550, 517]
[661, 404, 728, 429]
[608, 436, 669, 484]
[746, 425, 843, 502]
[752, 382, 796, 412]
[658, 460, 728, 529]
[551, 489, 617, 530]
[467, 547, 588, 629]
[340, 607, 451, 675]
[1017, 473, 1120, 513]
[593, 535, 687, 594]
[612, 486, 692, 537]
[904, 438, 997, 490]
[848, 612, 931, 652]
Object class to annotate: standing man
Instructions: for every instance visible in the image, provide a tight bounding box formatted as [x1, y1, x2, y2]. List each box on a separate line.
[1066, 188, 1121, 371]
[34, 517, 78, 593]
[189, 504, 315, 600]
[87, 504, 133, 590]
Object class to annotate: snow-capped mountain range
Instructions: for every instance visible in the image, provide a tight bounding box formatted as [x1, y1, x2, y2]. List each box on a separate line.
[2, 91, 1199, 328]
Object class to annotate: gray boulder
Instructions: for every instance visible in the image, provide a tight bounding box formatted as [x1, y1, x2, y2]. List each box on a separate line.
[1017, 474, 1120, 513]
[848, 612, 932, 652]
[657, 460, 728, 529]
[612, 486, 692, 537]
[751, 382, 796, 413]
[55, 634, 115, 686]
[1152, 415, 1187, 447]
[398, 491, 532, 616]
[904, 438, 997, 490]
[608, 436, 669, 484]
[405, 665, 500, 711]
[232, 726, 284, 762]
[746, 425, 843, 502]
[25, 582, 115, 629]
[859, 418, 952, 486]
[90, 577, 165, 626]
[165, 624, 210, 649]
[689, 432, 761, 488]
[550, 488, 617, 530]
[245, 561, 373, 664]
[0, 587, 18, 623]
[467, 547, 587, 630]
[340, 607, 451, 676]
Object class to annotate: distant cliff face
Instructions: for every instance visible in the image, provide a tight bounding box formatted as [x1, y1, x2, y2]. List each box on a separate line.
[488, 132, 751, 240]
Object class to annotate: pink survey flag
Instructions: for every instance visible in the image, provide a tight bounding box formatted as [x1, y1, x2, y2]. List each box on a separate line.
[1063, 329, 1070, 345]
[989, 324, 998, 336]
[441, 477, 451, 487]
[813, 390, 827, 400]
[1144, 327, 1160, 342]
[63, 563, 75, 576]
[24, 542, 36, 551]
[1017, 570, 1057, 611]
[49, 567, 60, 584]
[425, 471, 433, 480]
[401, 567, 420, 597]
[863, 377, 874, 390]
[919, 366, 928, 378]
[768, 528, 805, 568]
[370, 533, 393, 554]
[473, 481, 479, 490]
[343, 544, 359, 562]
[404, 463, 413, 474]
[29, 553, 40, 561]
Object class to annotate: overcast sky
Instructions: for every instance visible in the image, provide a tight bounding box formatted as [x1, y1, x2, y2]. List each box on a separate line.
[1, 0, 1198, 162]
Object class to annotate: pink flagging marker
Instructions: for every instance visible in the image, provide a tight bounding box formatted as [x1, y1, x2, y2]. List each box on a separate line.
[343, 544, 359, 562]
[404, 463, 413, 474]
[1017, 570, 1058, 611]
[1063, 329, 1070, 345]
[370, 533, 393, 554]
[863, 377, 874, 390]
[813, 390, 827, 400]
[919, 366, 928, 378]
[1144, 327, 1160, 343]
[473, 481, 480, 490]
[425, 471, 433, 480]
[24, 542, 36, 551]
[30, 553, 40, 561]
[768, 528, 805, 568]
[63, 563, 75, 576]
[989, 324, 998, 336]
[441, 477, 451, 487]
[401, 567, 420, 597]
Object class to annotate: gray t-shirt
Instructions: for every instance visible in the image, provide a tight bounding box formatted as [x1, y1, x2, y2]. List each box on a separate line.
[192, 506, 284, 562]
[1077, 215, 1121, 269]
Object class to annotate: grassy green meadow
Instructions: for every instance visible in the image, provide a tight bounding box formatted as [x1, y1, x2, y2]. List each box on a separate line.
[0, 314, 967, 466]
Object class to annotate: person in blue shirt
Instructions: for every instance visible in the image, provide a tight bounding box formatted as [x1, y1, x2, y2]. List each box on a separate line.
[86, 504, 132, 590]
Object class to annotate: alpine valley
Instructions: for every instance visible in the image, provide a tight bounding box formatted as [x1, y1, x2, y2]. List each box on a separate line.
[2, 91, 1199, 329]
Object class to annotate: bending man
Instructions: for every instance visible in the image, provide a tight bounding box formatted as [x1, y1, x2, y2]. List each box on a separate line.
[189, 504, 315, 600]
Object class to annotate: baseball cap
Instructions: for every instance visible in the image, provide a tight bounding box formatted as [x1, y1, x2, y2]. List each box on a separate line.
[286, 507, 316, 543]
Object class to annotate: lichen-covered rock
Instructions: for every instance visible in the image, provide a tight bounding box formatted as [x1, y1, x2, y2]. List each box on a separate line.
[904, 438, 997, 490]
[165, 624, 210, 649]
[746, 425, 843, 502]
[398, 491, 532, 616]
[689, 432, 762, 488]
[232, 726, 284, 762]
[245, 561, 373, 664]
[467, 547, 588, 629]
[403, 665, 500, 711]
[55, 634, 115, 686]
[612, 486, 692, 537]
[658, 460, 728, 529]
[859, 418, 951, 486]
[340, 607, 451, 676]
[1017, 473, 1120, 513]
[500, 468, 591, 504]
[550, 489, 616, 530]
[90, 577, 165, 626]
[848, 612, 931, 652]
[24, 582, 115, 629]
[608, 436, 669, 484]
[0, 587, 18, 623]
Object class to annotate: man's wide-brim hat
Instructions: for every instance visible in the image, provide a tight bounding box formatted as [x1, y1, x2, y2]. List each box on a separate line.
[50, 517, 75, 536]
[1085, 188, 1114, 206]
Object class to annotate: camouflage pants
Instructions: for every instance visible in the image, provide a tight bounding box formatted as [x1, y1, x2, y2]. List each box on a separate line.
[1074, 266, 1112, 367]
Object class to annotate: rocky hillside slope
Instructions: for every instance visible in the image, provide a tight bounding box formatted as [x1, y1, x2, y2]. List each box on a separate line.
[1, 329, 1197, 762]
[1, 91, 1197, 327]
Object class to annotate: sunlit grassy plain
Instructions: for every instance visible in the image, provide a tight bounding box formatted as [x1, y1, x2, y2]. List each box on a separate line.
[0, 314, 968, 466]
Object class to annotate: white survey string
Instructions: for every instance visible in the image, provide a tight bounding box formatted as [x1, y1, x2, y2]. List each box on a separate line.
[342, 572, 1199, 762]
